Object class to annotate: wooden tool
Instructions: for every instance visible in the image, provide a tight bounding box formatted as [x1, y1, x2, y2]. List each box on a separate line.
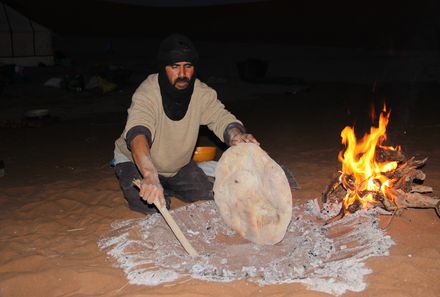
[132, 179, 199, 256]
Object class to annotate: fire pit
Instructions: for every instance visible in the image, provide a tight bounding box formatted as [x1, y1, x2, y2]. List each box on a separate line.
[322, 106, 440, 222]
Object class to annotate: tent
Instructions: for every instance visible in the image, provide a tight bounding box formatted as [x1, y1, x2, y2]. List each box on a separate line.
[0, 2, 54, 66]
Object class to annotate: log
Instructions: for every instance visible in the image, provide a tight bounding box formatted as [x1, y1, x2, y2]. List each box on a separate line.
[410, 185, 433, 193]
[347, 199, 362, 213]
[386, 157, 427, 180]
[340, 173, 355, 191]
[395, 189, 439, 210]
[412, 170, 426, 182]
[382, 188, 440, 217]
[375, 147, 406, 163]
[393, 168, 417, 192]
[391, 168, 426, 192]
[322, 176, 342, 203]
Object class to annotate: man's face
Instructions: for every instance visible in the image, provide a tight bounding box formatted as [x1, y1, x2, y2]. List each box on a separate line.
[165, 61, 195, 90]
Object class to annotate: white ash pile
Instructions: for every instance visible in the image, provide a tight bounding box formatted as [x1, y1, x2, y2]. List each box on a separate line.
[99, 200, 393, 296]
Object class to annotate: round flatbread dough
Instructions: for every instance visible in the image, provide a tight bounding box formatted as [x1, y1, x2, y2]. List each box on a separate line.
[213, 143, 292, 245]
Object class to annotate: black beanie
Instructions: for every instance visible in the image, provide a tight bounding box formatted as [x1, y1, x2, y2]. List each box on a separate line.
[157, 34, 199, 67]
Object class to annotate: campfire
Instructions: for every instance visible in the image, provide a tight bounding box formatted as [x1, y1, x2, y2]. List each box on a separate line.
[323, 106, 440, 221]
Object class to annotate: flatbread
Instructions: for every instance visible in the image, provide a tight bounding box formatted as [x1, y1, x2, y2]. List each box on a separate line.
[213, 143, 292, 245]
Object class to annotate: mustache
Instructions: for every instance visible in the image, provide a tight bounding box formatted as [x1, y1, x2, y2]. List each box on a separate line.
[174, 77, 190, 85]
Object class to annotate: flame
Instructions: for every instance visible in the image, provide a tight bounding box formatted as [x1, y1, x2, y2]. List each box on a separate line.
[338, 106, 400, 211]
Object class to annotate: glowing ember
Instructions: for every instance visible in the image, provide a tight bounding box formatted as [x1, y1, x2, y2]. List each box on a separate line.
[338, 106, 400, 213]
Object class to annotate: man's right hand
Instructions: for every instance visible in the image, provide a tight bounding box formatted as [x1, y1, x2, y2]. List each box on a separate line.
[139, 172, 166, 209]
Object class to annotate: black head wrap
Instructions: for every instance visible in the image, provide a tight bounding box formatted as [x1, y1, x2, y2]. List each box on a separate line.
[157, 34, 199, 121]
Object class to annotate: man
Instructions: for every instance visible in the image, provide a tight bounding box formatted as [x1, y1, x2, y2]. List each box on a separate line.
[113, 34, 258, 214]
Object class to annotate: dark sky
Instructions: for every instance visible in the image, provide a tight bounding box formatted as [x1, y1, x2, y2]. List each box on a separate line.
[99, 0, 269, 7]
[4, 0, 440, 49]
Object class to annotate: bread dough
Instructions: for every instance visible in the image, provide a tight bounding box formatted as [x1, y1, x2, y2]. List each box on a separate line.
[213, 143, 292, 245]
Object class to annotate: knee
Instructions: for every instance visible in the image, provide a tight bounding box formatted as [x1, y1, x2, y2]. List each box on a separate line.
[115, 162, 157, 214]
[115, 162, 141, 189]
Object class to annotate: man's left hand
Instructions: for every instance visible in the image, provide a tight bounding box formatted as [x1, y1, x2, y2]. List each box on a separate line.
[230, 132, 260, 146]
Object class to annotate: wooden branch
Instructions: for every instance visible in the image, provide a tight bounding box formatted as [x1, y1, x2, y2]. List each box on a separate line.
[346, 199, 362, 213]
[341, 173, 355, 191]
[411, 170, 426, 182]
[322, 176, 342, 203]
[411, 157, 429, 169]
[411, 185, 433, 193]
[384, 189, 440, 217]
[395, 189, 439, 209]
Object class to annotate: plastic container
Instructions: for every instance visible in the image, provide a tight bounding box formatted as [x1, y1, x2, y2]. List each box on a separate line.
[193, 146, 217, 163]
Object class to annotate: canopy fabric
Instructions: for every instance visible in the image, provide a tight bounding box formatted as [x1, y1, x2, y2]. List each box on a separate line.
[0, 2, 54, 66]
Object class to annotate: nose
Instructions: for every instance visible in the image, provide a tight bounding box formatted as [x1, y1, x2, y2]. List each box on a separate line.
[178, 65, 186, 77]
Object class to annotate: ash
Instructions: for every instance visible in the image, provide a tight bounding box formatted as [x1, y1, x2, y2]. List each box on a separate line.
[98, 200, 394, 296]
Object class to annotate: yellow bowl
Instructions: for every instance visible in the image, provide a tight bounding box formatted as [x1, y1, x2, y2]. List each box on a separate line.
[193, 146, 217, 163]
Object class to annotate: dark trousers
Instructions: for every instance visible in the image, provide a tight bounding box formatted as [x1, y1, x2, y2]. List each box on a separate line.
[115, 161, 214, 214]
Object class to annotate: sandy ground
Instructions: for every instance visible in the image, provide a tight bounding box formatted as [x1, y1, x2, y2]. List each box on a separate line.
[1, 60, 440, 297]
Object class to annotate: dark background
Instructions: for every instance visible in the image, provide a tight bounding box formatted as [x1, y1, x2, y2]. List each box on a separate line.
[2, 0, 440, 146]
[4, 0, 440, 50]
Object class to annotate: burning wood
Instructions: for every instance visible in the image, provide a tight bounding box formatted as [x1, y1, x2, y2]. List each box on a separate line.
[322, 106, 440, 222]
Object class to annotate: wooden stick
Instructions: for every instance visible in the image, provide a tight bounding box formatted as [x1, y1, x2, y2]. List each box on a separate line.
[132, 179, 199, 257]
[394, 189, 440, 216]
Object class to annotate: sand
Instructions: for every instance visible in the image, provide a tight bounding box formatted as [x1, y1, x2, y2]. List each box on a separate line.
[1, 45, 440, 296]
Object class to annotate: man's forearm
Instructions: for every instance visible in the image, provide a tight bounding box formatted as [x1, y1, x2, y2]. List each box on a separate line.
[130, 134, 156, 177]
[129, 134, 164, 207]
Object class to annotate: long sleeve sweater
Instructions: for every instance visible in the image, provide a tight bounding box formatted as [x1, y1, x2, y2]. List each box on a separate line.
[114, 73, 242, 177]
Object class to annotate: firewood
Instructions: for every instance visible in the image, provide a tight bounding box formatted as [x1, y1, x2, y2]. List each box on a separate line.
[411, 170, 426, 182]
[395, 189, 439, 208]
[375, 147, 406, 163]
[341, 173, 355, 191]
[347, 199, 362, 213]
[410, 185, 433, 193]
[387, 157, 427, 179]
[383, 189, 440, 217]
[392, 168, 426, 192]
[322, 177, 344, 203]
[387, 163, 413, 180]
[410, 157, 428, 168]
[321, 149, 439, 219]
